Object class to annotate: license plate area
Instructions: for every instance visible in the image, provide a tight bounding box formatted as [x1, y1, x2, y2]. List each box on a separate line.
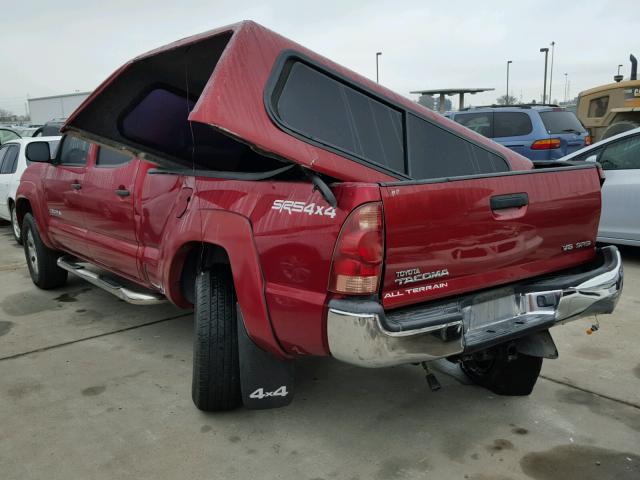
[463, 289, 520, 332]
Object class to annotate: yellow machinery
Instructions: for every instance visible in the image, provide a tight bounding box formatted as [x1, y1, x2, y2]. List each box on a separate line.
[577, 54, 640, 142]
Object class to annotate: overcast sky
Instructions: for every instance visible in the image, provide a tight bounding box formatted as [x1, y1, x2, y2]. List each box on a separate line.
[1, 0, 637, 115]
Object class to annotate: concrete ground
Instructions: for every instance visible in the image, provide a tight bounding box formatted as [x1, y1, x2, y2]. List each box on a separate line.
[0, 223, 638, 480]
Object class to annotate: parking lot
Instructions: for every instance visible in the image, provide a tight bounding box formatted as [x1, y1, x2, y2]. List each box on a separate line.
[0, 222, 638, 479]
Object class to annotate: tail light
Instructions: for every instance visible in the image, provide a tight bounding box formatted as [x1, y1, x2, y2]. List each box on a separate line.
[531, 138, 561, 150]
[329, 202, 384, 295]
[584, 135, 592, 146]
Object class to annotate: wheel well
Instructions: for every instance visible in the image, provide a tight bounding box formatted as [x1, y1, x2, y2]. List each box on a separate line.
[179, 243, 231, 305]
[15, 198, 32, 229]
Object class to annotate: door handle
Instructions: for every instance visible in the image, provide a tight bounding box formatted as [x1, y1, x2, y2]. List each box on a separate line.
[71, 182, 81, 190]
[115, 188, 130, 197]
[490, 193, 528, 210]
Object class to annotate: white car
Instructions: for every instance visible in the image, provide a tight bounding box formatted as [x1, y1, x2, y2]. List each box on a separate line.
[0, 136, 60, 243]
[562, 126, 640, 247]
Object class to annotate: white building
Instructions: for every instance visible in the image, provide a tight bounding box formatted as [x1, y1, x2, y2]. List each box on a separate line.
[28, 92, 91, 125]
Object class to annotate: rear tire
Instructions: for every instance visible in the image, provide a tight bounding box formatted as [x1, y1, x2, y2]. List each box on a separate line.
[192, 267, 242, 411]
[10, 203, 22, 244]
[601, 121, 639, 140]
[21, 213, 67, 289]
[461, 344, 543, 396]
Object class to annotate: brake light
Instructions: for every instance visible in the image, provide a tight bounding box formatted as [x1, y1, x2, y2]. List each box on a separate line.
[329, 202, 384, 295]
[531, 138, 561, 150]
[584, 135, 592, 146]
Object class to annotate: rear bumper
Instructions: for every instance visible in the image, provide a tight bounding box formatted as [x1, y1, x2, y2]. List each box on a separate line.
[326, 246, 623, 367]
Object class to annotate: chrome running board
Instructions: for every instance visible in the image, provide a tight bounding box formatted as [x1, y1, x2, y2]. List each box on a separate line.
[57, 256, 165, 305]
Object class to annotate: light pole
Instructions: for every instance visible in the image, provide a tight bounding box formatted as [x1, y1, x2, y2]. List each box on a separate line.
[506, 60, 512, 104]
[376, 52, 382, 84]
[540, 47, 549, 104]
[564, 73, 568, 103]
[548, 41, 555, 104]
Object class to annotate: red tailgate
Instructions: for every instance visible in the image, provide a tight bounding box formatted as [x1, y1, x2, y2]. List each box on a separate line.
[380, 166, 601, 309]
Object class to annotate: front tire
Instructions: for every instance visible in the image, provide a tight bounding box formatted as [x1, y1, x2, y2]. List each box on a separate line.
[461, 344, 543, 396]
[10, 203, 22, 244]
[22, 213, 68, 289]
[192, 267, 242, 411]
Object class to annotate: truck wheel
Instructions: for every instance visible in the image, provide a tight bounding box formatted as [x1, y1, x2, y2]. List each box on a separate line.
[192, 267, 242, 411]
[461, 344, 542, 396]
[21, 213, 68, 289]
[10, 203, 22, 244]
[602, 121, 639, 139]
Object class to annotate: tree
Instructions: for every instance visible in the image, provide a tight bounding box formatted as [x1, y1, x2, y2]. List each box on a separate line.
[495, 94, 519, 105]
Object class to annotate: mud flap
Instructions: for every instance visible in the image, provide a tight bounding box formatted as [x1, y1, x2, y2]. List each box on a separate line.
[515, 330, 559, 359]
[237, 306, 295, 409]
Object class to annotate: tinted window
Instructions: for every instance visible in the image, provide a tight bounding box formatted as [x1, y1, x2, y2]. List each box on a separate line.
[599, 135, 640, 170]
[96, 146, 131, 167]
[588, 96, 609, 117]
[121, 88, 195, 158]
[407, 114, 509, 179]
[275, 62, 404, 172]
[2, 145, 19, 174]
[540, 111, 585, 134]
[59, 136, 90, 165]
[0, 145, 10, 173]
[121, 87, 287, 172]
[494, 112, 533, 137]
[454, 113, 492, 137]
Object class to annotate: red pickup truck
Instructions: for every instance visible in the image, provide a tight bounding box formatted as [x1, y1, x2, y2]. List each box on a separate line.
[16, 21, 622, 411]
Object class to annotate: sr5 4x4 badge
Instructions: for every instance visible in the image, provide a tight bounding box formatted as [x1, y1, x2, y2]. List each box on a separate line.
[272, 200, 336, 219]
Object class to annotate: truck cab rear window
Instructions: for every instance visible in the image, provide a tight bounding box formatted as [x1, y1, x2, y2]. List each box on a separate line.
[274, 61, 404, 173]
[407, 114, 509, 179]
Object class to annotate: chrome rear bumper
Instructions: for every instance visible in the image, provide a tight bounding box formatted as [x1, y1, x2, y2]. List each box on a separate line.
[327, 246, 623, 368]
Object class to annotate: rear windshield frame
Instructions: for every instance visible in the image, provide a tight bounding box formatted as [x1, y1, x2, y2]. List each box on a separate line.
[265, 50, 510, 180]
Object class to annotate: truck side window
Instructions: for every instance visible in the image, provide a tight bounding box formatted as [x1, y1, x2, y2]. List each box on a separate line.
[598, 134, 640, 170]
[274, 61, 405, 174]
[588, 96, 609, 118]
[0, 145, 19, 174]
[407, 114, 509, 180]
[96, 146, 131, 167]
[59, 136, 90, 166]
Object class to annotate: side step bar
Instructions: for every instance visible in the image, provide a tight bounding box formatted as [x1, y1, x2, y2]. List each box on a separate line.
[57, 256, 165, 305]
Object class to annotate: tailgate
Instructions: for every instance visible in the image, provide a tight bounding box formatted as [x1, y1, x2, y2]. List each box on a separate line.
[380, 165, 601, 309]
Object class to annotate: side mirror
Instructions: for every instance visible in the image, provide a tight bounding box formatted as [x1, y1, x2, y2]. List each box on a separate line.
[25, 142, 52, 163]
[584, 154, 598, 163]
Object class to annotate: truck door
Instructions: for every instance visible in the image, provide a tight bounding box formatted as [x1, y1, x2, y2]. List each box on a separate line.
[42, 136, 90, 256]
[81, 145, 141, 280]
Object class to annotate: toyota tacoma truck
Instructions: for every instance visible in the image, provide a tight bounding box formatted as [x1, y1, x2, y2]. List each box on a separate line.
[16, 21, 623, 411]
